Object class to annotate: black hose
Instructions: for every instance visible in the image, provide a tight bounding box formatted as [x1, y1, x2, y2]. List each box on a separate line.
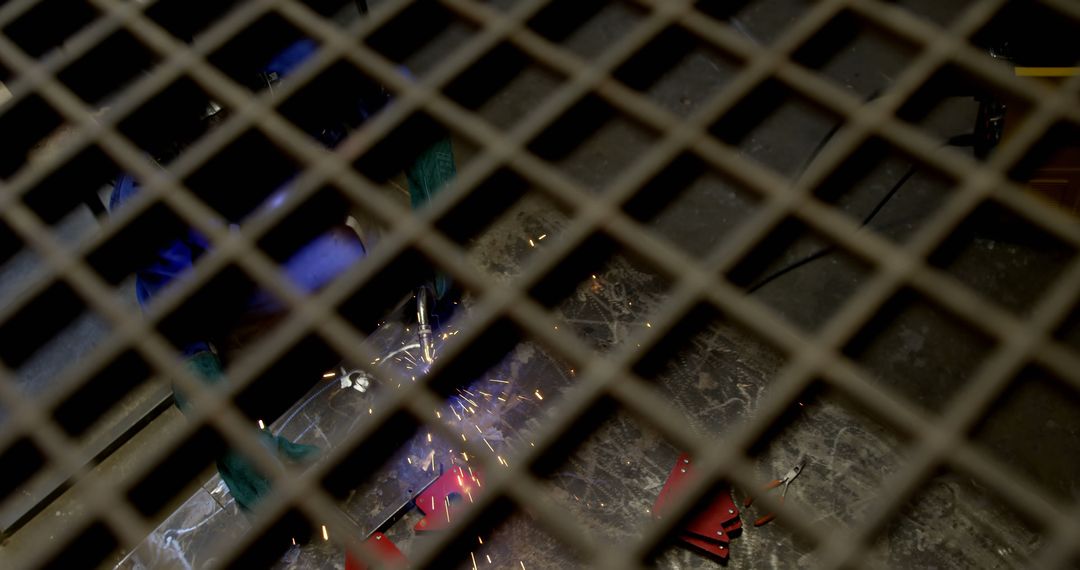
[746, 130, 969, 294]
[745, 164, 918, 293]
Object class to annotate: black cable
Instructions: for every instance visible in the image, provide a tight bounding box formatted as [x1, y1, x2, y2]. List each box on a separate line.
[745, 164, 918, 294]
[746, 135, 968, 294]
[746, 248, 832, 294]
[856, 165, 917, 227]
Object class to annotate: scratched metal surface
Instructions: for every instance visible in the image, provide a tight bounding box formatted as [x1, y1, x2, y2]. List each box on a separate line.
[115, 184, 1051, 569]
[107, 0, 1079, 567]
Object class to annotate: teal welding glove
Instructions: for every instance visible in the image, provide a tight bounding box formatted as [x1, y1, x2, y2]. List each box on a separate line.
[215, 430, 319, 512]
[178, 351, 319, 512]
[405, 136, 456, 301]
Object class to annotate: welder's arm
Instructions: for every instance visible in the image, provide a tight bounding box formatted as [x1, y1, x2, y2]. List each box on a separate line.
[180, 350, 319, 512]
[110, 174, 214, 356]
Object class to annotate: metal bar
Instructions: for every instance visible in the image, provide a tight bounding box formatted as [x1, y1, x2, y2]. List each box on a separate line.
[1, 0, 1079, 567]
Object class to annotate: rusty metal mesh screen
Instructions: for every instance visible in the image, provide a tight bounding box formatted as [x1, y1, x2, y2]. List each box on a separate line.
[0, 0, 1079, 567]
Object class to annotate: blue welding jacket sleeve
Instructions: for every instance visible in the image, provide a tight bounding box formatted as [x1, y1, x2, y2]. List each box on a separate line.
[263, 38, 318, 78]
[110, 174, 368, 355]
[111, 38, 451, 355]
[110, 38, 332, 319]
[108, 40, 342, 312]
[109, 174, 213, 356]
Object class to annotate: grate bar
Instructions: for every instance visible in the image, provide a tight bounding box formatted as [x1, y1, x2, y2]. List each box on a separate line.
[1, 0, 1079, 567]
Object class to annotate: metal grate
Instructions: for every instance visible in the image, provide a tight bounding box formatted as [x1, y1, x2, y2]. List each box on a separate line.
[0, 0, 1079, 567]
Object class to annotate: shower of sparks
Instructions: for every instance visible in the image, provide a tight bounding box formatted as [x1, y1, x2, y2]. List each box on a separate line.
[321, 525, 328, 541]
[645, 322, 652, 328]
[322, 371, 336, 378]
[487, 555, 492, 564]
[521, 562, 527, 570]
[471, 552, 478, 570]
[538, 234, 547, 240]
[399, 324, 562, 512]
[528, 239, 535, 247]
[407, 457, 413, 464]
[478, 536, 483, 545]
[257, 419, 265, 430]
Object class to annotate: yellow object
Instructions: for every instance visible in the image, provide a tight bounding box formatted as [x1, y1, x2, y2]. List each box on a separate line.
[1014, 67, 1080, 77]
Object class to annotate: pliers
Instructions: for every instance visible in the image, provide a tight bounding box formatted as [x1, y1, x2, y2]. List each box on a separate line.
[743, 458, 805, 526]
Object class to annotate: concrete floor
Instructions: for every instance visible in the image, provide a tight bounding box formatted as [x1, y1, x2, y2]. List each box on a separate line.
[2, 0, 1079, 568]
